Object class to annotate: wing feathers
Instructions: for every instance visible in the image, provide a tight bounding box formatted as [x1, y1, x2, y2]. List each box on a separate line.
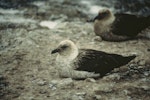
[75, 49, 135, 77]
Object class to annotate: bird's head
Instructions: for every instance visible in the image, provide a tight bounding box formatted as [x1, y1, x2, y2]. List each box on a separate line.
[94, 8, 112, 21]
[87, 8, 113, 22]
[51, 40, 78, 58]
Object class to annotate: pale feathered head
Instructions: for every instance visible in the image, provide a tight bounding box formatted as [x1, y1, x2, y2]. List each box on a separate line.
[87, 8, 113, 22]
[51, 40, 78, 58]
[95, 9, 113, 21]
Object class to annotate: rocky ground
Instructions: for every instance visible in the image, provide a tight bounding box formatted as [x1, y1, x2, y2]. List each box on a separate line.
[0, 0, 150, 100]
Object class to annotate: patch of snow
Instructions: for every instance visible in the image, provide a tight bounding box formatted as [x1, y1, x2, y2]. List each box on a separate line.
[89, 5, 105, 15]
[0, 8, 24, 14]
[80, 0, 91, 6]
[40, 21, 59, 29]
[32, 1, 46, 7]
[0, 15, 36, 24]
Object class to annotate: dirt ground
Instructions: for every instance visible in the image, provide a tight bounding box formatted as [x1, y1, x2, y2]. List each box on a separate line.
[0, 0, 150, 100]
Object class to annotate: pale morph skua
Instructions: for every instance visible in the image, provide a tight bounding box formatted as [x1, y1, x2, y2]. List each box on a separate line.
[88, 8, 150, 41]
[51, 40, 136, 79]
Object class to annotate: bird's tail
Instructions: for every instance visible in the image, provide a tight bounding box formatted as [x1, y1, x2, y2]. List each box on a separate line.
[124, 55, 136, 64]
[139, 15, 150, 39]
[145, 16, 150, 39]
[117, 55, 136, 66]
[112, 54, 136, 68]
[138, 15, 150, 39]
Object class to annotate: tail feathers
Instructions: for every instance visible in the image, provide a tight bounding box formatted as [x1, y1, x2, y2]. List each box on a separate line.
[138, 16, 150, 30]
[141, 15, 150, 27]
[143, 15, 150, 39]
[124, 55, 136, 63]
[118, 55, 136, 66]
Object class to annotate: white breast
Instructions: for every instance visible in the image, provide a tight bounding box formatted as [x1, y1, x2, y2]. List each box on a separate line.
[94, 15, 115, 36]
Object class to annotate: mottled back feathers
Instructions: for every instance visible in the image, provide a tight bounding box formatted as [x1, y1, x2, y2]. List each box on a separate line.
[75, 49, 136, 77]
[112, 13, 150, 37]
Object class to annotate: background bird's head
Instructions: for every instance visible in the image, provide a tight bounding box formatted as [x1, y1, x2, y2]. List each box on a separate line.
[94, 9, 112, 21]
[51, 40, 78, 58]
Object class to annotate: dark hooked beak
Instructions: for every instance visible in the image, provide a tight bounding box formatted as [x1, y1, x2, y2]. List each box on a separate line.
[51, 48, 60, 54]
[87, 18, 94, 22]
[94, 15, 100, 21]
[86, 15, 99, 22]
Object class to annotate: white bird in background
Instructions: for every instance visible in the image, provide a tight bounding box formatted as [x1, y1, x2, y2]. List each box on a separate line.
[51, 40, 136, 79]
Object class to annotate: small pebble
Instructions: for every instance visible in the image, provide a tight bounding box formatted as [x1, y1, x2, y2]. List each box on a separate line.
[37, 80, 47, 86]
[85, 78, 96, 83]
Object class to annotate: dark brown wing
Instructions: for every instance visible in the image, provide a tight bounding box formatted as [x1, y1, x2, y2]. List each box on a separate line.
[112, 13, 150, 37]
[75, 49, 136, 77]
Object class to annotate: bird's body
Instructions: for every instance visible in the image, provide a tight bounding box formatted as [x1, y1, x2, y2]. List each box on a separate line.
[75, 49, 136, 77]
[51, 40, 136, 79]
[90, 8, 150, 41]
[112, 13, 150, 37]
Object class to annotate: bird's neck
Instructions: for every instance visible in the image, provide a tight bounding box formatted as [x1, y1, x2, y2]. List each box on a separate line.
[94, 14, 115, 35]
[57, 47, 79, 64]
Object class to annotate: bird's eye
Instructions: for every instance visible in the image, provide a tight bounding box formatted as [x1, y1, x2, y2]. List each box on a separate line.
[61, 45, 68, 49]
